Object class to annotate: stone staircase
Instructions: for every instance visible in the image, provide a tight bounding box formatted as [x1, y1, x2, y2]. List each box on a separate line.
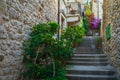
[66, 37, 119, 80]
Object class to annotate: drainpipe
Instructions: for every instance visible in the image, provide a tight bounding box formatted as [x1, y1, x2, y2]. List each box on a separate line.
[97, 0, 99, 18]
[58, 0, 60, 39]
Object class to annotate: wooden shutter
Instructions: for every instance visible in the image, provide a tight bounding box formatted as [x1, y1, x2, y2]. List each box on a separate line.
[106, 24, 111, 40]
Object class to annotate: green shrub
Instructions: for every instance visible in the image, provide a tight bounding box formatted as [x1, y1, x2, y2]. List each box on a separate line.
[61, 23, 85, 44]
[23, 22, 73, 80]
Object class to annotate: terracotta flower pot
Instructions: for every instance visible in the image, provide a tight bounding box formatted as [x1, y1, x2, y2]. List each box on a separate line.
[74, 42, 78, 48]
[98, 43, 102, 48]
[62, 60, 67, 65]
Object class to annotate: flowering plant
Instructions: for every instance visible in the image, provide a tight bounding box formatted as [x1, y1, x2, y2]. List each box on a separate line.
[92, 18, 102, 29]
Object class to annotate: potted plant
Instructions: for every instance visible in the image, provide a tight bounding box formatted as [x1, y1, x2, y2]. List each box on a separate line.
[95, 36, 102, 48]
[73, 40, 79, 47]
[73, 24, 85, 47]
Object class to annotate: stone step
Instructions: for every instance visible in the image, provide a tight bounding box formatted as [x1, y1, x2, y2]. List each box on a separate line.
[66, 65, 116, 75]
[70, 57, 108, 62]
[66, 74, 117, 80]
[73, 54, 107, 58]
[67, 61, 109, 66]
[75, 49, 97, 51]
[75, 48, 97, 50]
[75, 50, 98, 52]
[74, 52, 102, 54]
[76, 47, 96, 49]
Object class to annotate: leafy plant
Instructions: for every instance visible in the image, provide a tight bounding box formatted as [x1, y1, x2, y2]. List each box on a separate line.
[61, 24, 85, 48]
[74, 24, 85, 43]
[23, 22, 73, 80]
[95, 36, 102, 48]
[85, 5, 92, 16]
[83, 17, 89, 34]
[95, 36, 102, 44]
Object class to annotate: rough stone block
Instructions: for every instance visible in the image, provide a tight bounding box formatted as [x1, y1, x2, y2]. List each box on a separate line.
[0, 55, 4, 62]
[9, 8, 18, 19]
[0, 0, 7, 14]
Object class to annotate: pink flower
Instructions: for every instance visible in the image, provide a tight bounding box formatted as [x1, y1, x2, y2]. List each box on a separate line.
[92, 18, 102, 29]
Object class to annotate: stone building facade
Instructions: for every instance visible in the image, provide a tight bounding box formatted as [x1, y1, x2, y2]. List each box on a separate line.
[0, 0, 57, 80]
[92, 0, 103, 19]
[102, 0, 120, 75]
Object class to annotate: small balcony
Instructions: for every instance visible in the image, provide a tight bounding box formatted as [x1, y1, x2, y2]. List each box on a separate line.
[66, 2, 81, 26]
[66, 1, 81, 15]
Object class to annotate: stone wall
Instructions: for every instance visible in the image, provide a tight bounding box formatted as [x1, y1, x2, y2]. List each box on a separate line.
[102, 0, 120, 75]
[0, 0, 57, 80]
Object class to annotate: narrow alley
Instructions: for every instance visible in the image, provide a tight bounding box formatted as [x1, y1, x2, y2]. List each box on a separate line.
[0, 0, 120, 80]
